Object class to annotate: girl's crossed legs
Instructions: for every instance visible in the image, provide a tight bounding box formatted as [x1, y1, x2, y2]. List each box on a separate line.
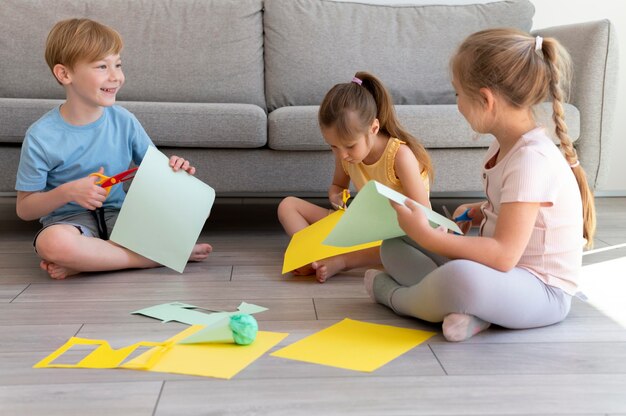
[366, 237, 571, 341]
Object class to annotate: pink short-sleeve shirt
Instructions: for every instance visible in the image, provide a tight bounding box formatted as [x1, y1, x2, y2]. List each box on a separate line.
[479, 127, 585, 295]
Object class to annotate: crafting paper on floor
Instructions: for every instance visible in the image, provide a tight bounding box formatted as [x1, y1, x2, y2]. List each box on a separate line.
[323, 180, 462, 247]
[282, 210, 381, 274]
[110, 146, 215, 273]
[131, 301, 267, 326]
[122, 325, 289, 379]
[271, 318, 436, 372]
[36, 325, 289, 379]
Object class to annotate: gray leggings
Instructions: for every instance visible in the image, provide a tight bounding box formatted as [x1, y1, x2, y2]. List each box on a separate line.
[378, 237, 572, 329]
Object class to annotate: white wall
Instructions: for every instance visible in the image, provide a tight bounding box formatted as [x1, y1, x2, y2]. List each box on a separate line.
[335, 0, 625, 193]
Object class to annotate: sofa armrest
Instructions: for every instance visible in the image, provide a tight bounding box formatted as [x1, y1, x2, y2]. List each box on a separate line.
[533, 20, 619, 190]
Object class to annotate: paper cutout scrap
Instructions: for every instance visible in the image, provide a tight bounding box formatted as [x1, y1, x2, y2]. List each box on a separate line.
[323, 180, 462, 247]
[132, 301, 268, 345]
[132, 301, 267, 325]
[35, 325, 289, 379]
[33, 338, 166, 369]
[281, 209, 381, 274]
[178, 314, 258, 345]
[271, 318, 436, 372]
[110, 146, 215, 273]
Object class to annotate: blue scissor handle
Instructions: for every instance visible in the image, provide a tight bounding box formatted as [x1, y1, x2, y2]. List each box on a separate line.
[453, 208, 472, 222]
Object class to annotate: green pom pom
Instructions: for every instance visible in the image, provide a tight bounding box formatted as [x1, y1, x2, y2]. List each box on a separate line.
[229, 314, 258, 345]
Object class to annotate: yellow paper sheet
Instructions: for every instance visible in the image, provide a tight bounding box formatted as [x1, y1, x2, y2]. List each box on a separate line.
[122, 325, 288, 379]
[35, 325, 288, 379]
[282, 210, 381, 274]
[271, 318, 436, 372]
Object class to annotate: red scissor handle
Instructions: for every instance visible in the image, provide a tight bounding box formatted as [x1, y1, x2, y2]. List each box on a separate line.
[99, 167, 138, 189]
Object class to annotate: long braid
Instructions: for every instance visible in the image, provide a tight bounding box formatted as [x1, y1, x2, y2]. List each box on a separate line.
[543, 39, 596, 247]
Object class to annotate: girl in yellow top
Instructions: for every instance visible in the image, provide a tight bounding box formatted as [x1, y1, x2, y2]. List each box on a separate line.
[278, 71, 433, 282]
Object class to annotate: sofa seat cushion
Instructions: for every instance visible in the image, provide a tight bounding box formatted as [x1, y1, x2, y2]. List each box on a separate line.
[268, 104, 580, 151]
[0, 99, 267, 149]
[1, 0, 266, 109]
[264, 0, 534, 111]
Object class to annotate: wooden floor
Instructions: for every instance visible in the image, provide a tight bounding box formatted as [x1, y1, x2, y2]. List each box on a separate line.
[1, 196, 625, 415]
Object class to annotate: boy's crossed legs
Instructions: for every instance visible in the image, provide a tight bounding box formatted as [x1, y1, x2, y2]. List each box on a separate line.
[36, 219, 211, 280]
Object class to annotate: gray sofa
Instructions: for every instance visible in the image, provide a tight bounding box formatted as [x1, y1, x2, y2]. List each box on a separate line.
[0, 0, 618, 197]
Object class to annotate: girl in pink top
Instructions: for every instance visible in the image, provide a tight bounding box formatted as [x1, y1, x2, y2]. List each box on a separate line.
[278, 71, 432, 283]
[365, 28, 596, 342]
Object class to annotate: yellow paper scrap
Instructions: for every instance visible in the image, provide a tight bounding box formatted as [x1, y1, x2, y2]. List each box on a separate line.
[271, 318, 436, 372]
[282, 210, 381, 274]
[122, 325, 288, 379]
[33, 338, 166, 369]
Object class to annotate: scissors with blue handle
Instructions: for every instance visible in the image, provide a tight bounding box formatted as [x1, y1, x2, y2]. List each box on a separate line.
[442, 206, 472, 235]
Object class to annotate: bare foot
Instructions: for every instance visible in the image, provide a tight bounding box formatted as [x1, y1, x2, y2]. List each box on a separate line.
[292, 264, 315, 276]
[311, 256, 347, 283]
[189, 243, 213, 262]
[40, 260, 79, 280]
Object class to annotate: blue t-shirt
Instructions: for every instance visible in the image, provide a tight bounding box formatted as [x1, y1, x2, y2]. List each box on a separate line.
[15, 105, 154, 224]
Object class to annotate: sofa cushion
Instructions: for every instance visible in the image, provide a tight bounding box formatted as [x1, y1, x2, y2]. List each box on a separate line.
[264, 0, 534, 111]
[0, 0, 265, 109]
[268, 103, 580, 151]
[0, 99, 267, 148]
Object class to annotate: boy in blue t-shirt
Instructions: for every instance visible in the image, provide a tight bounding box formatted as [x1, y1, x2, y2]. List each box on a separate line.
[15, 18, 212, 279]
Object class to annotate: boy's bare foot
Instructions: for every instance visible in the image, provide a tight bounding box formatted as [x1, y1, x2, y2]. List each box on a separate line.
[189, 243, 213, 262]
[311, 256, 346, 283]
[40, 260, 79, 280]
[292, 264, 315, 276]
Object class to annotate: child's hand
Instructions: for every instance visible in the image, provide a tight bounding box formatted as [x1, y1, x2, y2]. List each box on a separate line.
[453, 204, 482, 234]
[391, 198, 431, 241]
[66, 168, 108, 210]
[169, 155, 196, 175]
[329, 192, 346, 210]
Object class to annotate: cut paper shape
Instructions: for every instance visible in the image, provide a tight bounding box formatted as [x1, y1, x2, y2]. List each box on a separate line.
[271, 318, 436, 372]
[282, 209, 381, 274]
[35, 325, 289, 380]
[131, 301, 267, 326]
[324, 180, 462, 247]
[33, 338, 169, 370]
[110, 146, 215, 273]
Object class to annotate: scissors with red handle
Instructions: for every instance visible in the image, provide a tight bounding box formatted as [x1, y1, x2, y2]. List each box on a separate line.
[89, 167, 138, 195]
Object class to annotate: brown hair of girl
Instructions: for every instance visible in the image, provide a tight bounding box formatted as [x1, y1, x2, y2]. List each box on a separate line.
[318, 71, 433, 182]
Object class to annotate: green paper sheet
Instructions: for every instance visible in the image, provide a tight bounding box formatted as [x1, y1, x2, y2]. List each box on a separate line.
[323, 180, 462, 247]
[110, 146, 215, 273]
[132, 301, 267, 326]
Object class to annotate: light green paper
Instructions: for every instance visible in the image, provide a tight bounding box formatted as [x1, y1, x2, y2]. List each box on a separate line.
[178, 317, 234, 344]
[131, 301, 268, 326]
[323, 180, 462, 247]
[110, 146, 215, 273]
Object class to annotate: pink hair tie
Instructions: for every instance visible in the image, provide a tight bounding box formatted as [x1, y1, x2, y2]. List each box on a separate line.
[570, 160, 580, 168]
[351, 76, 362, 86]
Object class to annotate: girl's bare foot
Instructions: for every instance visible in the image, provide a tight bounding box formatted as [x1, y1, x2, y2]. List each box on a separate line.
[311, 256, 347, 283]
[40, 260, 79, 280]
[189, 243, 213, 262]
[292, 264, 315, 276]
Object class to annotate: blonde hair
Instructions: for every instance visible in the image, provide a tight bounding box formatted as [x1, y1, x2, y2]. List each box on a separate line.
[45, 18, 123, 81]
[318, 71, 433, 182]
[451, 28, 595, 247]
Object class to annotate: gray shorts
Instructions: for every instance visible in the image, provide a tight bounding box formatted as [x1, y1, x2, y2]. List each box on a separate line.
[33, 209, 120, 249]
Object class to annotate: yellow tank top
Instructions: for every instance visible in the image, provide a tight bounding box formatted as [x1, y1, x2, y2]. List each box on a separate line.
[341, 137, 430, 194]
